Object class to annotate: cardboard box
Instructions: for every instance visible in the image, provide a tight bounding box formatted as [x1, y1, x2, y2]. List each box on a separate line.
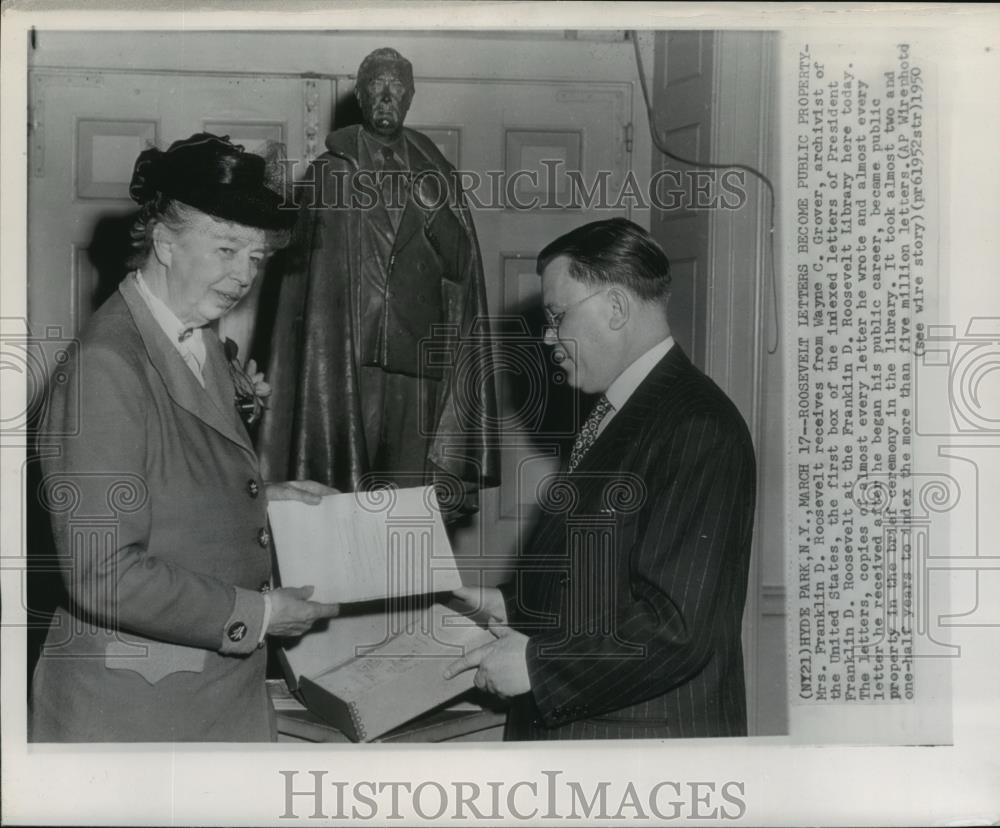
[296, 603, 495, 742]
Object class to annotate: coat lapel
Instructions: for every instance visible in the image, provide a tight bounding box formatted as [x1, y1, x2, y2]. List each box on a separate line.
[573, 344, 693, 477]
[118, 276, 255, 457]
[330, 127, 458, 260]
[529, 345, 695, 554]
[201, 332, 256, 456]
[389, 132, 446, 255]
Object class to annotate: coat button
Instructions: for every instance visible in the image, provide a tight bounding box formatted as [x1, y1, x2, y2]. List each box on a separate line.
[259, 581, 272, 593]
[257, 527, 271, 548]
[227, 621, 247, 642]
[247, 479, 260, 498]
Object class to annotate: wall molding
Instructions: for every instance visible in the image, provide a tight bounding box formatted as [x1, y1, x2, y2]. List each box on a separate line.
[706, 30, 779, 736]
[32, 64, 636, 91]
[302, 78, 322, 164]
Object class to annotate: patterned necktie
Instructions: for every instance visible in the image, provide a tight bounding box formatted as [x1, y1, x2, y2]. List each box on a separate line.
[567, 394, 612, 473]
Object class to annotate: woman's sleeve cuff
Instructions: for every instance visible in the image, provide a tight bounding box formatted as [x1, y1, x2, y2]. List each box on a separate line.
[219, 587, 267, 656]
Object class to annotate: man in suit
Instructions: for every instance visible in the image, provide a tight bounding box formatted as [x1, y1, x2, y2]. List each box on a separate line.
[445, 218, 756, 739]
[258, 47, 498, 515]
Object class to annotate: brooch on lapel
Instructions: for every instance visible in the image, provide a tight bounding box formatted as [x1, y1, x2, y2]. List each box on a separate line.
[224, 338, 271, 427]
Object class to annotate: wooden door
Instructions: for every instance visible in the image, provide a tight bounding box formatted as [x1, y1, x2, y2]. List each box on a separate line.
[27, 69, 334, 349]
[398, 76, 641, 574]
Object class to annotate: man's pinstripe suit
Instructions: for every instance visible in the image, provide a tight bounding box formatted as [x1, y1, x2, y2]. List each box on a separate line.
[504, 343, 756, 740]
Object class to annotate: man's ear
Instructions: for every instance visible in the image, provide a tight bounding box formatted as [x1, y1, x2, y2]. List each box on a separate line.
[608, 287, 629, 331]
[151, 222, 173, 268]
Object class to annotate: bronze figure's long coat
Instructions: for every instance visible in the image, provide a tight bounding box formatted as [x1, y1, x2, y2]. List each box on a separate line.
[258, 125, 499, 501]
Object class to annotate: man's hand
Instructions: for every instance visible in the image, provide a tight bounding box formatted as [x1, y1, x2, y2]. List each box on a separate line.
[452, 585, 507, 624]
[443, 621, 530, 699]
[266, 585, 339, 637]
[265, 480, 339, 505]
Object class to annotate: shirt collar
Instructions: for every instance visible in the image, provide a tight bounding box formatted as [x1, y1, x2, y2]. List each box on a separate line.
[605, 336, 675, 412]
[133, 270, 205, 358]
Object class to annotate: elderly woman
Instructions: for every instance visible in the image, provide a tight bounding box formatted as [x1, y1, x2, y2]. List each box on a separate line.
[30, 133, 338, 742]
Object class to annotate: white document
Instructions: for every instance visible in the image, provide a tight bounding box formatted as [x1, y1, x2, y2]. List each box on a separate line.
[268, 485, 464, 605]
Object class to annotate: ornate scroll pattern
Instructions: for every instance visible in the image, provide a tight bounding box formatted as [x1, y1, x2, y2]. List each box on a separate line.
[303, 78, 321, 164]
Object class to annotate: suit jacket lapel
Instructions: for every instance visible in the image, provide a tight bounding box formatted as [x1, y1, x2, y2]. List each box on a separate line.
[389, 193, 424, 256]
[522, 346, 697, 614]
[389, 133, 443, 255]
[572, 344, 693, 477]
[119, 276, 255, 458]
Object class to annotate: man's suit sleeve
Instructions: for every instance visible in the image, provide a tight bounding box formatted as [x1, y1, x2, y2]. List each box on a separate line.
[42, 343, 265, 655]
[524, 412, 754, 725]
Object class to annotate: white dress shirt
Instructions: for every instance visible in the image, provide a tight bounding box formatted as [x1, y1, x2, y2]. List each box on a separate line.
[597, 336, 675, 437]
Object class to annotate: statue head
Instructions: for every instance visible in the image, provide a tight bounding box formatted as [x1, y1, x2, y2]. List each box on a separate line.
[355, 47, 415, 141]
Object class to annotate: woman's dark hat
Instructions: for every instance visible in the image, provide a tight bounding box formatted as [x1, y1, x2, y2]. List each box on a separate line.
[128, 132, 296, 230]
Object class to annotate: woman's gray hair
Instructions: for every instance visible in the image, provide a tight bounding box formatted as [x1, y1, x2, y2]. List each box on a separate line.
[127, 197, 195, 270]
[127, 197, 292, 270]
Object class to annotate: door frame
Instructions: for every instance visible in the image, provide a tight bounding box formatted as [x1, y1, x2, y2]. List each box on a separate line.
[705, 30, 782, 735]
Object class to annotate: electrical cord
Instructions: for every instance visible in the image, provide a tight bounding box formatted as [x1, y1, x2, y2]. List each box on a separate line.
[630, 31, 779, 355]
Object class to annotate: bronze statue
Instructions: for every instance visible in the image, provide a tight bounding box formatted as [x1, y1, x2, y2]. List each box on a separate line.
[258, 48, 499, 519]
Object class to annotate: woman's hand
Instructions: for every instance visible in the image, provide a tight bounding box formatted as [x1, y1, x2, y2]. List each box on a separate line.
[266, 585, 339, 638]
[265, 480, 339, 505]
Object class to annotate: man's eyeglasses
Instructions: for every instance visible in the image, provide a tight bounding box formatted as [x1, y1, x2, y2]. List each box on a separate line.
[543, 290, 606, 335]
